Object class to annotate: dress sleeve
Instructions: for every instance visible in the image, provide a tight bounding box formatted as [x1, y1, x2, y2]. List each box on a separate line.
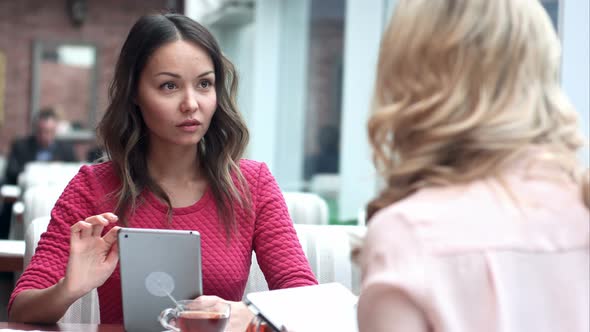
[251, 162, 318, 289]
[358, 211, 428, 331]
[8, 165, 103, 312]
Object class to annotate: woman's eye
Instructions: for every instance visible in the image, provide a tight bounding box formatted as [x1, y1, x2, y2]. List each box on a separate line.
[199, 80, 212, 89]
[160, 82, 177, 90]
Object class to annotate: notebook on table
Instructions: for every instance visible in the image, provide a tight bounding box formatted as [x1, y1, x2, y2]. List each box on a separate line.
[245, 282, 359, 332]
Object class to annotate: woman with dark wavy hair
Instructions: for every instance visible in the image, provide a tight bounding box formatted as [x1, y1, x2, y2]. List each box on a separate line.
[9, 13, 317, 329]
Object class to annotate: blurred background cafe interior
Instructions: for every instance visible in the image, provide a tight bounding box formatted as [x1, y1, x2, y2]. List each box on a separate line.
[0, 0, 587, 325]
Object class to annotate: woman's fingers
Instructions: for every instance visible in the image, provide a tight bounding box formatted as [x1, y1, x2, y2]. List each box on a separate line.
[86, 215, 108, 237]
[83, 213, 118, 226]
[71, 221, 93, 239]
[71, 213, 119, 240]
[99, 213, 119, 224]
[91, 213, 118, 236]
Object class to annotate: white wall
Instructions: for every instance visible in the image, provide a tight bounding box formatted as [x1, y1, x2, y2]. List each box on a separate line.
[273, 0, 311, 191]
[337, 0, 388, 221]
[193, 0, 312, 191]
[561, 0, 590, 165]
[210, 24, 255, 131]
[246, 0, 311, 187]
[184, 0, 222, 22]
[246, 1, 282, 172]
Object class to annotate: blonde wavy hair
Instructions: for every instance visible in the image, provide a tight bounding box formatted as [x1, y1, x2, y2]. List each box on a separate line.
[367, 0, 589, 220]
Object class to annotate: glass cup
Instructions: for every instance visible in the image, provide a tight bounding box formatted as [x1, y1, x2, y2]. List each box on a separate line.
[247, 316, 292, 332]
[246, 316, 272, 332]
[159, 300, 231, 332]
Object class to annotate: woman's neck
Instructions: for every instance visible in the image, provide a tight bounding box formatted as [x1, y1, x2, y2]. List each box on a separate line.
[146, 145, 209, 208]
[146, 145, 203, 184]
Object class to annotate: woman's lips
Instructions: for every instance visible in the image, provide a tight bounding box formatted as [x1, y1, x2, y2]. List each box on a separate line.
[177, 119, 201, 132]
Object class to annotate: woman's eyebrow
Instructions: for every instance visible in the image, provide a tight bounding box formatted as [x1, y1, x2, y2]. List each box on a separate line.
[154, 72, 181, 78]
[154, 71, 213, 78]
[198, 70, 214, 78]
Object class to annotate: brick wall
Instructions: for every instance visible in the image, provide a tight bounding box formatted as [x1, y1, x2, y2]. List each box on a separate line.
[0, 0, 179, 155]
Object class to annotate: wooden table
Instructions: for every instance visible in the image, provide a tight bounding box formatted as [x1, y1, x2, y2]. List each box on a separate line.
[0, 240, 25, 272]
[0, 321, 263, 331]
[0, 322, 124, 331]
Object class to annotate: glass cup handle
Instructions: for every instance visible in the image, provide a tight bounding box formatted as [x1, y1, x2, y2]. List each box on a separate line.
[159, 308, 180, 332]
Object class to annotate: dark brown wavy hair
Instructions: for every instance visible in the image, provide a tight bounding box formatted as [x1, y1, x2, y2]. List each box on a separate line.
[97, 13, 251, 233]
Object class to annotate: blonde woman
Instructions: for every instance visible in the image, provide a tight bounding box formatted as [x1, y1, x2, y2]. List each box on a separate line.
[358, 0, 589, 331]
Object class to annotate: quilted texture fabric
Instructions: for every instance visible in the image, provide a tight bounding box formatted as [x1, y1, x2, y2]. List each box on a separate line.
[10, 159, 317, 324]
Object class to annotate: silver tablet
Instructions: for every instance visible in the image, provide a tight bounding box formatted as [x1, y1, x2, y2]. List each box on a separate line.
[118, 228, 202, 332]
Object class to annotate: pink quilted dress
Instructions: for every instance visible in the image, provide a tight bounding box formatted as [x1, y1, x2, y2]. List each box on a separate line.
[9, 159, 317, 323]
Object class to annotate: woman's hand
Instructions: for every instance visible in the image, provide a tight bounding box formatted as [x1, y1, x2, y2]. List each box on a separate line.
[193, 295, 254, 332]
[63, 213, 120, 299]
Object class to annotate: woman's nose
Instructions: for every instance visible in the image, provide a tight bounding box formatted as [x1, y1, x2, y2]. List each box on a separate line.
[180, 89, 199, 113]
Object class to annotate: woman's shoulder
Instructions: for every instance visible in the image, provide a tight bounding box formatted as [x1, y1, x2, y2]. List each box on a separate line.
[238, 158, 263, 171]
[76, 161, 119, 192]
[369, 181, 487, 231]
[238, 159, 268, 180]
[80, 160, 116, 178]
[237, 159, 280, 201]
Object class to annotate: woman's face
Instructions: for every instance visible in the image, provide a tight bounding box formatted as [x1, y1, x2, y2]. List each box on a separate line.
[136, 40, 217, 151]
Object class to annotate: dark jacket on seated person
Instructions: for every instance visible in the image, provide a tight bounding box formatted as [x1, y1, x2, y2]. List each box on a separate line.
[4, 135, 77, 185]
[0, 136, 76, 239]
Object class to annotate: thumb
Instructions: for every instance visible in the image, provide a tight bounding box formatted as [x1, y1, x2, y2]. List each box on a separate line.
[105, 240, 119, 266]
[103, 226, 120, 247]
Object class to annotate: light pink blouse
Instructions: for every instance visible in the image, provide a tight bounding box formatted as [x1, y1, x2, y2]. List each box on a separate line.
[358, 163, 589, 332]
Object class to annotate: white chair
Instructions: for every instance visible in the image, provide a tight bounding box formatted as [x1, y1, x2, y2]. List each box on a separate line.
[357, 208, 367, 226]
[23, 216, 50, 269]
[22, 186, 63, 227]
[308, 174, 340, 200]
[9, 185, 64, 240]
[24, 216, 100, 324]
[17, 162, 85, 191]
[8, 162, 83, 240]
[243, 224, 366, 299]
[283, 192, 329, 225]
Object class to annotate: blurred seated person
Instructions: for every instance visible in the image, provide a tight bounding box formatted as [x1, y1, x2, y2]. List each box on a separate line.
[0, 107, 77, 238]
[4, 107, 77, 185]
[357, 0, 589, 331]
